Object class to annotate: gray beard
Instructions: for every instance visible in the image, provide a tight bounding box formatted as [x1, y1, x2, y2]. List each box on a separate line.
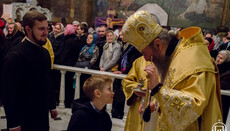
[152, 55, 171, 84]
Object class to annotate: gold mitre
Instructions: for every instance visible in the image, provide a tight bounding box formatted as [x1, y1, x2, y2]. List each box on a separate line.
[122, 10, 163, 52]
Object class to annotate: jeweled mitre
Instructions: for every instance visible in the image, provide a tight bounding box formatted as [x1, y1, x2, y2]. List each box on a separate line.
[122, 10, 163, 52]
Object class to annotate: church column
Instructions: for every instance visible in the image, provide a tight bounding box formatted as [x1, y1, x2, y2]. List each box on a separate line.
[70, 0, 74, 18]
[78, 0, 94, 26]
[221, 0, 229, 26]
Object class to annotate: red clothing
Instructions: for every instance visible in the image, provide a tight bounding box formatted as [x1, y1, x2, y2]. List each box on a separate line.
[0, 19, 5, 42]
[0, 29, 5, 42]
[208, 38, 215, 51]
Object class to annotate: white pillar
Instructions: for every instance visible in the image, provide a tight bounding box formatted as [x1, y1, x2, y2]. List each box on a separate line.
[58, 70, 66, 109]
[74, 72, 81, 99]
[123, 99, 129, 122]
[226, 107, 230, 129]
[107, 77, 115, 116]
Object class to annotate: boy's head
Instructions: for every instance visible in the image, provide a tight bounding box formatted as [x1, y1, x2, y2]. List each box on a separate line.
[83, 75, 114, 103]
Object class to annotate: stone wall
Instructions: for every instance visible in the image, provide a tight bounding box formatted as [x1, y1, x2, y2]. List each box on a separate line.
[49, 0, 94, 26]
[2, 3, 52, 22]
[0, 0, 26, 17]
[1, 0, 230, 29]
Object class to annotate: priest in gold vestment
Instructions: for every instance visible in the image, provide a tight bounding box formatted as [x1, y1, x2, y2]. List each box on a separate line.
[122, 10, 222, 131]
[122, 56, 158, 131]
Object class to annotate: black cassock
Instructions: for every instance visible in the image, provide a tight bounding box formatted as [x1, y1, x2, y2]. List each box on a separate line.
[1, 39, 56, 131]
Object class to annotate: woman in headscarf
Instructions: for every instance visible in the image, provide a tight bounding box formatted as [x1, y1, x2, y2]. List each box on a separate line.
[60, 24, 84, 66]
[53, 22, 65, 38]
[99, 30, 121, 71]
[204, 37, 215, 52]
[58, 24, 85, 108]
[48, 22, 65, 64]
[74, 33, 100, 97]
[75, 33, 99, 69]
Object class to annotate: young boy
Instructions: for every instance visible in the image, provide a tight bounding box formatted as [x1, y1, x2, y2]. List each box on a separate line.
[67, 75, 114, 131]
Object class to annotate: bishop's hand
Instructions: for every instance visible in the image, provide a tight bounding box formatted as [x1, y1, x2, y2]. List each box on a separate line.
[144, 65, 159, 90]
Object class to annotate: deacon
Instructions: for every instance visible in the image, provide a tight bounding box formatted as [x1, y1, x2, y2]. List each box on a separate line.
[2, 11, 57, 131]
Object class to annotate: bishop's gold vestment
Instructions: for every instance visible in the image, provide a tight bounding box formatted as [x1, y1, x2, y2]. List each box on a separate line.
[154, 27, 222, 131]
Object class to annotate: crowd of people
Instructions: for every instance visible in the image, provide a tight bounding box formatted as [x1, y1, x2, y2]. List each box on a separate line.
[0, 9, 229, 131]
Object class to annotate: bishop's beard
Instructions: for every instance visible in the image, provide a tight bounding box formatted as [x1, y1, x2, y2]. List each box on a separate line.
[152, 53, 171, 84]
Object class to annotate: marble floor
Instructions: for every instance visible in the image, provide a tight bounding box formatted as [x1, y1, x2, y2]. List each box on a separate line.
[0, 107, 124, 131]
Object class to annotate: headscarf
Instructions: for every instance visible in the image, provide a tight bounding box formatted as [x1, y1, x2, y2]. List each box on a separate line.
[205, 37, 215, 51]
[103, 30, 116, 52]
[80, 33, 97, 56]
[54, 22, 64, 38]
[64, 24, 75, 36]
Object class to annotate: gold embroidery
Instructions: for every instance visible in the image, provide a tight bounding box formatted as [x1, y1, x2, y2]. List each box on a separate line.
[159, 67, 199, 131]
[165, 43, 216, 90]
[161, 88, 199, 131]
[157, 113, 170, 131]
[164, 68, 175, 88]
[170, 67, 215, 89]
[155, 27, 218, 131]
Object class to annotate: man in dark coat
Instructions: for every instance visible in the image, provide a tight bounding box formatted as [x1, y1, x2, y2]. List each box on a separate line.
[94, 24, 107, 70]
[59, 32, 84, 108]
[1, 11, 57, 131]
[219, 36, 230, 51]
[48, 32, 65, 64]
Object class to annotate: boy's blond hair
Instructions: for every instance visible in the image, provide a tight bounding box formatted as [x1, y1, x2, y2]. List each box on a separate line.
[83, 75, 112, 100]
